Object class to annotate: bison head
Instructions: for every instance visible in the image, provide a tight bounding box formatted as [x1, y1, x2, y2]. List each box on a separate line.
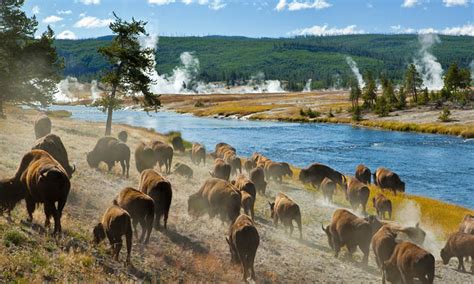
[268, 202, 275, 218]
[364, 215, 383, 234]
[92, 223, 106, 244]
[440, 248, 451, 265]
[225, 237, 238, 263]
[298, 169, 308, 183]
[86, 152, 100, 168]
[321, 224, 333, 249]
[187, 193, 206, 217]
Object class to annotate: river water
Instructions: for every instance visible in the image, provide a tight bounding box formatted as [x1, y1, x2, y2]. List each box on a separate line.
[50, 105, 473, 209]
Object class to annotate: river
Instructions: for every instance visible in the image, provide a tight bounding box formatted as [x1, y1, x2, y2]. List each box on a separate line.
[50, 105, 474, 209]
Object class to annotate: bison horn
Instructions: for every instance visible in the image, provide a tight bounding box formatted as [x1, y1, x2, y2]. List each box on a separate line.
[321, 223, 326, 232]
[71, 164, 76, 174]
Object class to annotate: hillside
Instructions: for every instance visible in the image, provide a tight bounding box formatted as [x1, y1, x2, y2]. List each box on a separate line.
[54, 34, 474, 89]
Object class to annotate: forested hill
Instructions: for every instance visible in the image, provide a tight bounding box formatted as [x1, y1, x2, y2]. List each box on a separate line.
[54, 34, 474, 89]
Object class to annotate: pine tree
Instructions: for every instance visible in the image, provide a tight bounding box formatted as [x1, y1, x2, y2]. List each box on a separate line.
[396, 86, 407, 110]
[349, 80, 361, 110]
[362, 71, 377, 109]
[404, 64, 422, 104]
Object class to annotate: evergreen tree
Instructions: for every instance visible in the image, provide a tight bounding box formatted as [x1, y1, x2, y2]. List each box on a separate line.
[396, 86, 407, 110]
[382, 79, 397, 105]
[404, 64, 422, 104]
[444, 63, 471, 94]
[362, 71, 377, 109]
[374, 95, 390, 117]
[349, 79, 361, 110]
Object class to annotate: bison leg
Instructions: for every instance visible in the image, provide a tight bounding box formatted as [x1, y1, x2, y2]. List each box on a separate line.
[138, 218, 147, 243]
[289, 220, 294, 237]
[125, 228, 132, 265]
[359, 243, 370, 265]
[114, 242, 122, 261]
[120, 160, 126, 177]
[457, 256, 466, 272]
[154, 212, 161, 230]
[333, 238, 341, 258]
[25, 197, 35, 223]
[43, 201, 53, 229]
[107, 162, 114, 172]
[132, 218, 139, 240]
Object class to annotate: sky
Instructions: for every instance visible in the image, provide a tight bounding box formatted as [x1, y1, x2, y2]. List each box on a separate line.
[23, 0, 474, 40]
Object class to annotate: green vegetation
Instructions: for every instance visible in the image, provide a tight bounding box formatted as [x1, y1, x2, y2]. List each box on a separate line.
[438, 107, 452, 122]
[300, 108, 320, 118]
[3, 229, 27, 247]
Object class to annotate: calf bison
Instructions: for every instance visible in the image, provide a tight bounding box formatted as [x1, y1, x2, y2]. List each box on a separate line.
[171, 135, 185, 153]
[34, 114, 52, 139]
[459, 214, 474, 234]
[440, 232, 474, 273]
[250, 167, 267, 195]
[173, 162, 193, 179]
[226, 214, 260, 281]
[355, 164, 371, 184]
[210, 158, 231, 181]
[372, 193, 392, 220]
[151, 141, 173, 174]
[371, 225, 398, 270]
[139, 169, 173, 230]
[188, 178, 241, 223]
[345, 176, 370, 215]
[134, 142, 158, 173]
[383, 242, 434, 284]
[114, 187, 155, 244]
[299, 163, 346, 190]
[374, 167, 405, 195]
[93, 205, 133, 264]
[87, 137, 130, 178]
[191, 143, 206, 165]
[32, 133, 75, 178]
[321, 177, 336, 203]
[232, 175, 256, 220]
[269, 192, 302, 239]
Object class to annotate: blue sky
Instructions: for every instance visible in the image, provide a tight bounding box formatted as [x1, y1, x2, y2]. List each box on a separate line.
[23, 0, 474, 39]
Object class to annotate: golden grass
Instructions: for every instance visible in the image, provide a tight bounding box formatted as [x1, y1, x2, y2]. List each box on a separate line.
[178, 103, 286, 117]
[45, 110, 72, 118]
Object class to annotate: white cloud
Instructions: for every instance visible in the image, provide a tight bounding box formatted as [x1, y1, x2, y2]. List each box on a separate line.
[56, 30, 77, 40]
[402, 0, 419, 8]
[391, 23, 474, 36]
[440, 23, 474, 36]
[57, 10, 73, 15]
[78, 0, 101, 5]
[32, 5, 40, 14]
[148, 0, 175, 4]
[289, 24, 364, 36]
[148, 0, 226, 10]
[276, 0, 332, 11]
[442, 0, 469, 7]
[43, 15, 63, 24]
[74, 16, 112, 28]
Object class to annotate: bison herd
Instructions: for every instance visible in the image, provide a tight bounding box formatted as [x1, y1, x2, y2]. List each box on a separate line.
[0, 113, 472, 282]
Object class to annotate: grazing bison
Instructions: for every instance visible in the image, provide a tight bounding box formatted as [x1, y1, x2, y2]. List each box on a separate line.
[173, 162, 193, 179]
[232, 175, 256, 220]
[87, 137, 130, 178]
[371, 225, 398, 270]
[188, 178, 241, 223]
[372, 193, 392, 220]
[210, 158, 231, 181]
[355, 164, 371, 184]
[250, 167, 267, 195]
[34, 114, 52, 139]
[243, 159, 256, 174]
[171, 136, 185, 153]
[345, 176, 370, 215]
[151, 141, 173, 174]
[321, 177, 336, 203]
[93, 205, 132, 264]
[134, 142, 158, 173]
[117, 130, 128, 143]
[32, 134, 75, 178]
[226, 214, 260, 281]
[440, 232, 474, 273]
[374, 167, 405, 195]
[113, 187, 155, 244]
[383, 242, 434, 284]
[322, 209, 379, 264]
[139, 169, 173, 230]
[299, 163, 346, 190]
[191, 143, 206, 165]
[3, 150, 70, 234]
[269, 192, 302, 239]
[459, 214, 474, 234]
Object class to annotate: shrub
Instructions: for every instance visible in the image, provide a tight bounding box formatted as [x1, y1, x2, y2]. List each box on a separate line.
[300, 108, 320, 118]
[352, 106, 363, 121]
[438, 107, 451, 122]
[194, 100, 205, 107]
[3, 229, 27, 247]
[374, 96, 391, 117]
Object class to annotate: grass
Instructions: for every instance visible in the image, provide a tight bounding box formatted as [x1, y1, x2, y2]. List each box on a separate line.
[45, 110, 72, 118]
[3, 229, 28, 247]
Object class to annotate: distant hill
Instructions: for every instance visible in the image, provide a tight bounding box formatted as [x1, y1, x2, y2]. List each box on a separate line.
[54, 34, 474, 90]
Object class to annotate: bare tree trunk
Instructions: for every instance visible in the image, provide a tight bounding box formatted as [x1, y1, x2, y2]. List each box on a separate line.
[104, 84, 117, 136]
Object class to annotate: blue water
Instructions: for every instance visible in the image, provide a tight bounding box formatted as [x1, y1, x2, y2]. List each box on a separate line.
[50, 105, 474, 209]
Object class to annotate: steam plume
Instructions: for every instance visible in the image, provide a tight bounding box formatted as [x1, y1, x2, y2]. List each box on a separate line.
[414, 34, 444, 90]
[345, 57, 365, 89]
[303, 79, 312, 92]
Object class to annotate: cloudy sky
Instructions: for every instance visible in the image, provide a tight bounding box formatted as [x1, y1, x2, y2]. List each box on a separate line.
[24, 0, 474, 40]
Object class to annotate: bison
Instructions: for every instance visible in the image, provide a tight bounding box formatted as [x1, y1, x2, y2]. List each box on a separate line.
[113, 187, 155, 244]
[139, 169, 173, 230]
[87, 137, 130, 178]
[151, 141, 173, 174]
[269, 192, 302, 239]
[383, 241, 434, 284]
[440, 231, 474, 273]
[371, 225, 398, 271]
[117, 130, 128, 143]
[250, 167, 267, 196]
[372, 193, 392, 220]
[210, 158, 231, 181]
[265, 162, 290, 183]
[355, 164, 371, 184]
[34, 114, 52, 139]
[374, 167, 405, 195]
[173, 162, 193, 180]
[134, 142, 158, 173]
[321, 177, 336, 203]
[299, 163, 346, 190]
[232, 175, 256, 220]
[93, 205, 133, 264]
[171, 135, 185, 153]
[191, 143, 206, 165]
[459, 214, 474, 234]
[188, 178, 241, 223]
[226, 214, 260, 281]
[345, 176, 370, 215]
[243, 159, 256, 174]
[214, 143, 236, 159]
[32, 133, 75, 178]
[224, 152, 242, 176]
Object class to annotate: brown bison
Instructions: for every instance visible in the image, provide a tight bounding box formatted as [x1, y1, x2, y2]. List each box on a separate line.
[322, 209, 380, 264]
[134, 142, 158, 173]
[232, 175, 256, 220]
[210, 158, 231, 181]
[265, 161, 290, 183]
[440, 232, 474, 273]
[249, 167, 267, 195]
[226, 214, 260, 281]
[321, 177, 336, 203]
[214, 142, 236, 158]
[371, 225, 398, 270]
[139, 169, 173, 230]
[34, 114, 52, 139]
[372, 193, 392, 220]
[345, 176, 370, 215]
[269, 192, 302, 239]
[171, 135, 185, 153]
[188, 178, 241, 223]
[32, 133, 75, 178]
[87, 137, 130, 178]
[191, 143, 206, 165]
[173, 162, 193, 179]
[374, 167, 405, 195]
[299, 163, 346, 190]
[383, 242, 434, 284]
[391, 223, 426, 246]
[118, 130, 128, 143]
[243, 159, 256, 174]
[1, 150, 70, 234]
[355, 164, 371, 184]
[113, 187, 155, 244]
[224, 152, 242, 176]
[93, 205, 133, 264]
[151, 141, 173, 174]
[459, 214, 474, 234]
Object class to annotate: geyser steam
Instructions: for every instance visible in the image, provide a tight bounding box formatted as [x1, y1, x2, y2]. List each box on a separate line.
[414, 34, 444, 90]
[345, 57, 365, 89]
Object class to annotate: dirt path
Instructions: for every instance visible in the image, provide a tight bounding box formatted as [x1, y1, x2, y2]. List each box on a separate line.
[0, 106, 472, 282]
